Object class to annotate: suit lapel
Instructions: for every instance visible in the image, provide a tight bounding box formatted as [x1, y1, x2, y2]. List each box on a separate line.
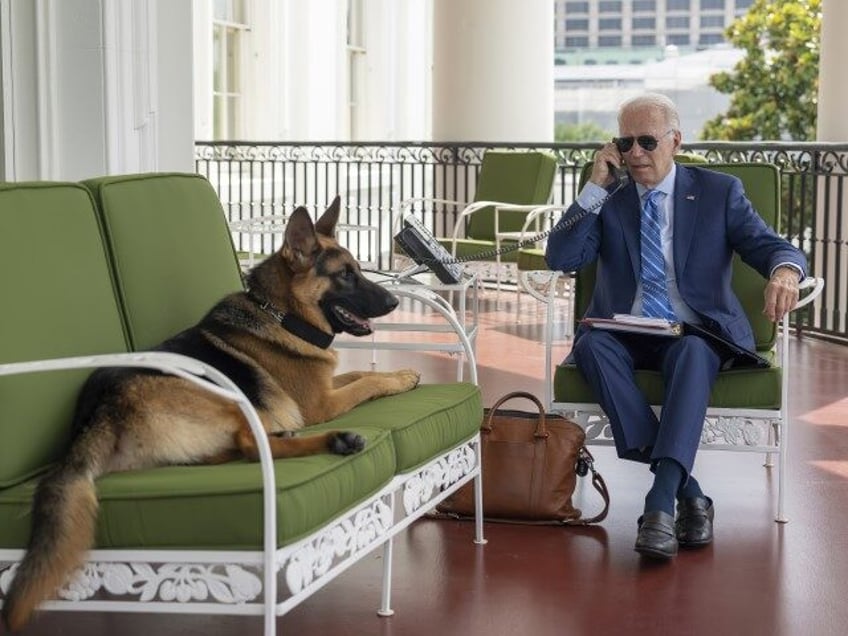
[616, 183, 641, 278]
[673, 166, 700, 277]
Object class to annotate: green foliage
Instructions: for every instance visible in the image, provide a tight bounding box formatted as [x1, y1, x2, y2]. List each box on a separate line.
[700, 0, 821, 141]
[554, 121, 613, 142]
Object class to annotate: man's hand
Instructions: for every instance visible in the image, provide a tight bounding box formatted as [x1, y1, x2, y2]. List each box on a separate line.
[590, 142, 624, 188]
[763, 266, 801, 322]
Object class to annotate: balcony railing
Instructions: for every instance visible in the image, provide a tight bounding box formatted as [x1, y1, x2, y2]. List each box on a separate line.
[194, 141, 848, 343]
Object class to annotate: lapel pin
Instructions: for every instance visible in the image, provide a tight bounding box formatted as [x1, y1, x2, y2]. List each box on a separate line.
[685, 194, 696, 200]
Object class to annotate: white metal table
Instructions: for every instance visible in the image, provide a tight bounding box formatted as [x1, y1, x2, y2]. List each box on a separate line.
[335, 271, 480, 383]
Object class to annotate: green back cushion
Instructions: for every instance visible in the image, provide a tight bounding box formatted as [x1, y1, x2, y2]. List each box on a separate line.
[0, 183, 129, 487]
[84, 173, 244, 350]
[467, 151, 558, 241]
[573, 162, 780, 351]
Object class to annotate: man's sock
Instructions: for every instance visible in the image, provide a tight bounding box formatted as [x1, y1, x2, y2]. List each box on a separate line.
[677, 473, 705, 500]
[644, 459, 686, 516]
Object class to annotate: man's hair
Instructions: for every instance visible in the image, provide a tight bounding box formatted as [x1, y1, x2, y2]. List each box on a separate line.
[618, 93, 681, 131]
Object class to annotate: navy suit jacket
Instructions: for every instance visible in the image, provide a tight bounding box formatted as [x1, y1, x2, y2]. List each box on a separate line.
[545, 164, 807, 351]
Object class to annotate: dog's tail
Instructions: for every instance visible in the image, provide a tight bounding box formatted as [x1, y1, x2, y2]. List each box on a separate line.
[1, 424, 114, 632]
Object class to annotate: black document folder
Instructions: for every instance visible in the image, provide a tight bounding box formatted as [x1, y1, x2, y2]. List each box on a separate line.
[683, 322, 771, 371]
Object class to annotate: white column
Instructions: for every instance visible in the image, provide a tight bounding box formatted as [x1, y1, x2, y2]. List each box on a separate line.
[814, 0, 847, 335]
[432, 0, 553, 142]
[1, 0, 193, 181]
[816, 0, 848, 141]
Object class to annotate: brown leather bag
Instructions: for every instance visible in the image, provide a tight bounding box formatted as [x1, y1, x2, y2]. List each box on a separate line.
[437, 391, 609, 525]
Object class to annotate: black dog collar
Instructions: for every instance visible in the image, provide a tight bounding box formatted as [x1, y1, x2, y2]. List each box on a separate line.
[247, 292, 334, 350]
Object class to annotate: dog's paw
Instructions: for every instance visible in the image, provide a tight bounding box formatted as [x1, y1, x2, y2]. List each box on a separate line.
[396, 368, 421, 391]
[327, 431, 366, 455]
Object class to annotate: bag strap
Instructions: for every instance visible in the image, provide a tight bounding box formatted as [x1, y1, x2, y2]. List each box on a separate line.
[563, 447, 610, 526]
[484, 391, 548, 438]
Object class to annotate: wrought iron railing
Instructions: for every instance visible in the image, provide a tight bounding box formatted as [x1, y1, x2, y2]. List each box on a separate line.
[194, 141, 848, 343]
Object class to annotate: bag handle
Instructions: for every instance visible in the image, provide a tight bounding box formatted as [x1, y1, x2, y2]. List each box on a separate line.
[484, 390, 548, 439]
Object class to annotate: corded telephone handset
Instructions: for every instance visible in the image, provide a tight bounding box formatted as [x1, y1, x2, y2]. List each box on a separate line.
[393, 161, 631, 283]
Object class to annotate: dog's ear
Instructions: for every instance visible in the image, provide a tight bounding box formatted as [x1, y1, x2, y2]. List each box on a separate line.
[282, 207, 319, 271]
[314, 195, 340, 237]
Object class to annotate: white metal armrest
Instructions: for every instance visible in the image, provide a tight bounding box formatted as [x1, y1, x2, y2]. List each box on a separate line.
[0, 351, 279, 621]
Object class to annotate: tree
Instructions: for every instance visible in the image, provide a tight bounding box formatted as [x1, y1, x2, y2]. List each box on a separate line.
[700, 0, 821, 141]
[554, 121, 612, 142]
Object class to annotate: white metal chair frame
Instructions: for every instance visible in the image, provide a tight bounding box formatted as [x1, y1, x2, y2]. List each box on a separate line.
[0, 351, 486, 636]
[542, 274, 825, 523]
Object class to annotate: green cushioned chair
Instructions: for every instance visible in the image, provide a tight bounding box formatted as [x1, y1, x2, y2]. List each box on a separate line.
[544, 162, 825, 522]
[395, 150, 557, 293]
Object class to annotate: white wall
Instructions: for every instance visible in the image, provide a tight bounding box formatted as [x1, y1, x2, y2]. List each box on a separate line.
[1, 0, 194, 181]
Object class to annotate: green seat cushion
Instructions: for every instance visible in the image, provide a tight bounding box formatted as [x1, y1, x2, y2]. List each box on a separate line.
[0, 427, 395, 550]
[307, 383, 483, 472]
[554, 351, 781, 410]
[83, 173, 244, 350]
[0, 183, 129, 488]
[517, 247, 547, 271]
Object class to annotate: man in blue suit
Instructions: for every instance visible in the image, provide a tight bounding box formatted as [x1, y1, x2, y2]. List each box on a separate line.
[545, 93, 806, 560]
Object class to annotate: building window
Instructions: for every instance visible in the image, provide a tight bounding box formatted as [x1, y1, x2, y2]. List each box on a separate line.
[599, 18, 622, 31]
[699, 33, 725, 46]
[701, 15, 725, 28]
[666, 16, 690, 29]
[565, 1, 589, 12]
[212, 0, 248, 140]
[599, 1, 622, 12]
[632, 17, 656, 30]
[565, 18, 590, 31]
[667, 33, 691, 46]
[701, 0, 725, 9]
[633, 0, 656, 11]
[632, 35, 657, 47]
[346, 0, 366, 140]
[598, 35, 622, 47]
[565, 35, 589, 48]
[736, 0, 754, 8]
[667, 0, 691, 10]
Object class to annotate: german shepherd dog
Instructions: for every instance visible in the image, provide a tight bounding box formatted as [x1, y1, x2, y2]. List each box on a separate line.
[1, 197, 420, 632]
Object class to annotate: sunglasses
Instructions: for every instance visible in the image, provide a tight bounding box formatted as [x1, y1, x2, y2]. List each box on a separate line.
[613, 129, 674, 153]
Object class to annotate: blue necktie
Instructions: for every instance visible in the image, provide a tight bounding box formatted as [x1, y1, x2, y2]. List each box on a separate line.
[640, 190, 676, 320]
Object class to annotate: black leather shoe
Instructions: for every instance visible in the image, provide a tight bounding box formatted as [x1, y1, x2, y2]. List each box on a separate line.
[635, 510, 678, 559]
[675, 496, 714, 547]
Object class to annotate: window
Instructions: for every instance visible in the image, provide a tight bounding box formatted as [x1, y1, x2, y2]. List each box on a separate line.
[565, 1, 589, 12]
[701, 15, 725, 28]
[599, 18, 622, 31]
[736, 0, 754, 8]
[565, 36, 589, 48]
[699, 33, 725, 46]
[212, 0, 248, 139]
[632, 17, 656, 30]
[666, 16, 690, 29]
[632, 35, 656, 47]
[565, 18, 589, 31]
[667, 0, 691, 10]
[346, 0, 365, 140]
[598, 35, 622, 47]
[667, 33, 691, 45]
[599, 1, 622, 12]
[700, 0, 725, 9]
[633, 0, 656, 11]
